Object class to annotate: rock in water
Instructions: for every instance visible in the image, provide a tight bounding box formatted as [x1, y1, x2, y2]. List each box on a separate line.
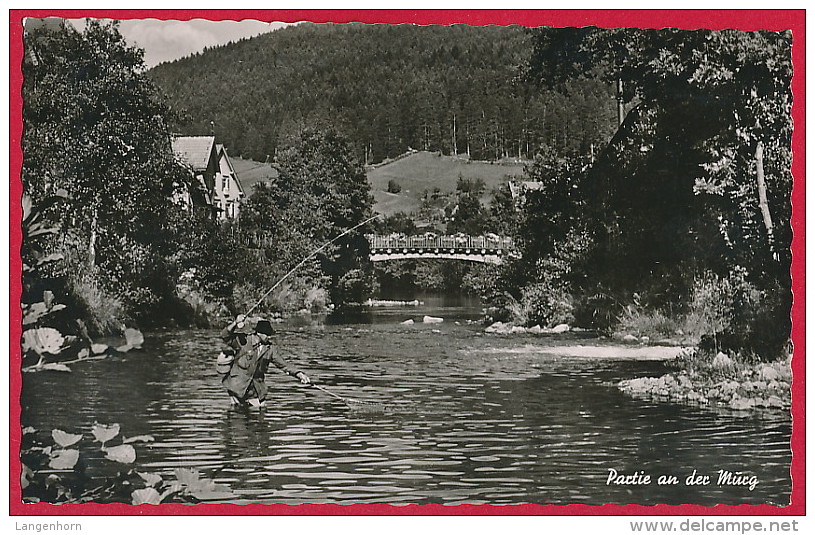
[622, 334, 639, 344]
[400, 319, 414, 325]
[423, 315, 443, 324]
[551, 324, 570, 333]
[485, 321, 504, 333]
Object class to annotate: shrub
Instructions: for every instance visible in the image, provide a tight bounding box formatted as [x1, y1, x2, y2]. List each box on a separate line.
[66, 272, 127, 336]
[232, 278, 332, 316]
[21, 423, 233, 504]
[695, 269, 790, 361]
[572, 291, 617, 331]
[230, 281, 265, 316]
[682, 270, 745, 343]
[617, 302, 680, 338]
[175, 268, 231, 327]
[304, 286, 330, 312]
[386, 179, 402, 194]
[334, 269, 377, 305]
[505, 281, 574, 327]
[524, 281, 574, 327]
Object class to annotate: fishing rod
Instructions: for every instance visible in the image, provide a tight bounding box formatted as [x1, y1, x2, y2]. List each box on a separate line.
[244, 213, 381, 316]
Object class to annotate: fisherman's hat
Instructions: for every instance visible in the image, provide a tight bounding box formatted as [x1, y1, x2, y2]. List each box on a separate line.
[233, 315, 274, 335]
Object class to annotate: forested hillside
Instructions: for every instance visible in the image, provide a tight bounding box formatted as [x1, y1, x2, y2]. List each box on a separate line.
[149, 22, 617, 164]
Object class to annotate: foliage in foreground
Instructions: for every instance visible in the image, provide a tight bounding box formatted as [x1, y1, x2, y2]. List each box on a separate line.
[21, 423, 233, 504]
[22, 191, 146, 372]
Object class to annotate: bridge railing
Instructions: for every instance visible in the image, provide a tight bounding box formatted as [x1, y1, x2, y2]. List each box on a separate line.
[242, 232, 515, 253]
[366, 234, 514, 251]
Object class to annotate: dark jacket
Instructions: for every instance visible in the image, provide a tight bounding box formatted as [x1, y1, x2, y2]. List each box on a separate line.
[220, 327, 300, 401]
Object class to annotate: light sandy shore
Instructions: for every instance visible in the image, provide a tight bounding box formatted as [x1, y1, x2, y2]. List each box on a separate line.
[477, 344, 688, 360]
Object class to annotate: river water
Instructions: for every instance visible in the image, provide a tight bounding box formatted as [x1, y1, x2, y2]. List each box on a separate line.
[20, 297, 791, 506]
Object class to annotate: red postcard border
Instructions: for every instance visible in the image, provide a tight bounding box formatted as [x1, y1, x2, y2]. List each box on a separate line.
[8, 9, 806, 516]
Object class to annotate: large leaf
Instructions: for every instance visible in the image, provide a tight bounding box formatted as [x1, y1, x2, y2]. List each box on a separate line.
[188, 481, 235, 501]
[91, 423, 120, 445]
[22, 303, 49, 325]
[21, 327, 65, 355]
[172, 467, 234, 501]
[104, 444, 136, 464]
[131, 487, 162, 505]
[173, 467, 201, 487]
[35, 253, 64, 267]
[52, 429, 83, 448]
[49, 449, 79, 470]
[21, 463, 34, 490]
[159, 483, 184, 503]
[22, 194, 32, 221]
[137, 471, 163, 486]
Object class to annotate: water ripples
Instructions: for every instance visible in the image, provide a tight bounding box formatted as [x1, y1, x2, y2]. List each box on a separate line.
[21, 324, 791, 505]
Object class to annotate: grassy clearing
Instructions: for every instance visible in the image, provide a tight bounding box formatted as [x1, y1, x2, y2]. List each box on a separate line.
[230, 156, 279, 193]
[367, 151, 527, 216]
[233, 151, 528, 217]
[371, 190, 422, 216]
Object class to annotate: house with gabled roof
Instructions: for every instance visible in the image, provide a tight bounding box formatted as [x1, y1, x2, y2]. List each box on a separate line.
[171, 135, 243, 220]
[214, 144, 245, 220]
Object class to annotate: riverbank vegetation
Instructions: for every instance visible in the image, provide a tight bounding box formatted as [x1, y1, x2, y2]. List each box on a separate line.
[619, 349, 792, 412]
[481, 28, 793, 372]
[22, 21, 376, 343]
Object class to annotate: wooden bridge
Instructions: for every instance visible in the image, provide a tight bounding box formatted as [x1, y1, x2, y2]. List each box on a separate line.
[366, 234, 515, 264]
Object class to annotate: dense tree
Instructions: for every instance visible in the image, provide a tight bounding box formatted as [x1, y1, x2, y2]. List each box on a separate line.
[375, 212, 418, 235]
[22, 20, 186, 326]
[528, 27, 792, 270]
[517, 149, 589, 279]
[240, 129, 375, 306]
[149, 23, 616, 165]
[525, 27, 793, 356]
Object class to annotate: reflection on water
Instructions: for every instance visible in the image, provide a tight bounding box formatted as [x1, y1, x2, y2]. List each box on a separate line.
[20, 298, 791, 505]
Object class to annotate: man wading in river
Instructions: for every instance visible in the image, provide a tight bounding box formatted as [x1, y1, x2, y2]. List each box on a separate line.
[217, 314, 311, 408]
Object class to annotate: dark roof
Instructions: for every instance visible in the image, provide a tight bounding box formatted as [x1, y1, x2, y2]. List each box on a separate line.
[171, 136, 216, 171]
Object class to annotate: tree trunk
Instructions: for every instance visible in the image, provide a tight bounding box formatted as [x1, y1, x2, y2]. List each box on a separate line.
[452, 114, 457, 156]
[88, 205, 98, 267]
[755, 141, 776, 254]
